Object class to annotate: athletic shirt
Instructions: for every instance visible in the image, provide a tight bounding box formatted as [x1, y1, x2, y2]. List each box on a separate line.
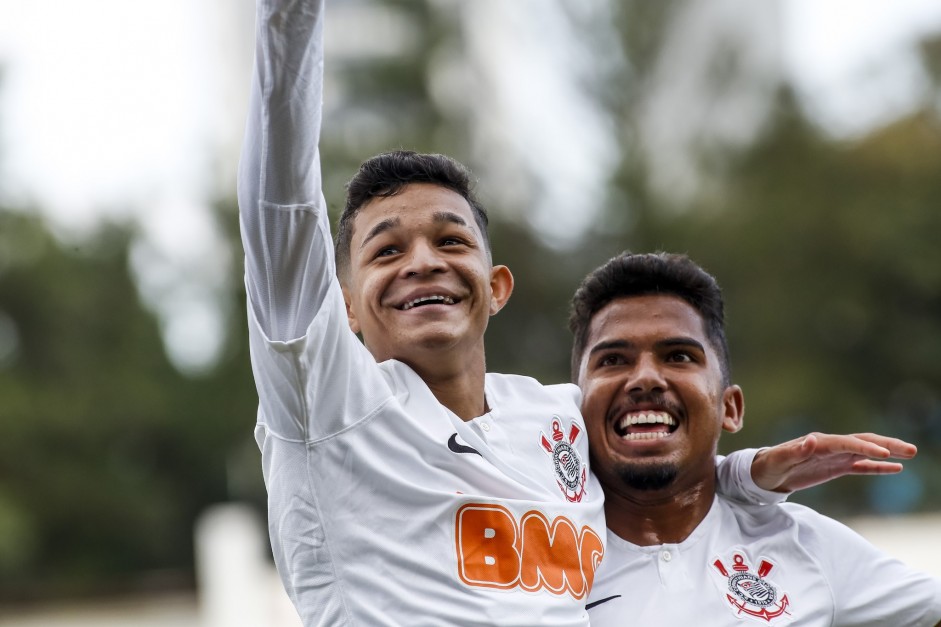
[238, 1, 774, 624]
[587, 496, 941, 626]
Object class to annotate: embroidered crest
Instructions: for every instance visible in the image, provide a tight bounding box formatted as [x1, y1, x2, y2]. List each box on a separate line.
[712, 551, 791, 623]
[539, 416, 587, 502]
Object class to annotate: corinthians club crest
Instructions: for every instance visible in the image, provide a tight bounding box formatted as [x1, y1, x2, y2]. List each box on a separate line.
[712, 551, 791, 623]
[540, 416, 587, 502]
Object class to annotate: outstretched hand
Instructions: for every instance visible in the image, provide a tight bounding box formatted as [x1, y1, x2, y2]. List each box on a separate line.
[751, 432, 917, 493]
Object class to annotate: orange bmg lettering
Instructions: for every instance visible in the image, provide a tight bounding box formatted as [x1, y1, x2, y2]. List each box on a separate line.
[455, 503, 604, 599]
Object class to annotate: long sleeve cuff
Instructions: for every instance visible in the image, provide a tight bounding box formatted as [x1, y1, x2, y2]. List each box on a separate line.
[717, 448, 789, 506]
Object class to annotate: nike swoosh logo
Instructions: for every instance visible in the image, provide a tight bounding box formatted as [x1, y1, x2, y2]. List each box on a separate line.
[447, 433, 481, 456]
[586, 595, 621, 610]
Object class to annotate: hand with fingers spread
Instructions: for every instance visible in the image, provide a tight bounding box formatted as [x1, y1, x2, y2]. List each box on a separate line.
[751, 432, 917, 493]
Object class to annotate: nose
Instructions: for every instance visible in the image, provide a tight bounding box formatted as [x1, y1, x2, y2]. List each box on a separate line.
[402, 239, 447, 277]
[624, 353, 667, 396]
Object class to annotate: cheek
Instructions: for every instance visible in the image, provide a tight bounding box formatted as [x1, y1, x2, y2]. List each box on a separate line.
[358, 276, 384, 305]
[580, 385, 607, 427]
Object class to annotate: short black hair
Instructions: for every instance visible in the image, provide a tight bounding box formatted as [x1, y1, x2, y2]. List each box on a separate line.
[335, 150, 491, 279]
[568, 252, 731, 384]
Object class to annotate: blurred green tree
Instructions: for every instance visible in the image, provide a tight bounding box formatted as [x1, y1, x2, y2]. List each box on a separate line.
[0, 206, 261, 602]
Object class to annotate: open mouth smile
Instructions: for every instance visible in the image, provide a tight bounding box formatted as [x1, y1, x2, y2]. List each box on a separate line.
[398, 295, 457, 310]
[614, 411, 678, 441]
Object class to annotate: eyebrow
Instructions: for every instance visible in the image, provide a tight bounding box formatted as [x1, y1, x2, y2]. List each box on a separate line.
[588, 339, 634, 357]
[659, 337, 706, 353]
[359, 211, 471, 250]
[360, 217, 401, 249]
[587, 336, 706, 356]
[433, 210, 469, 228]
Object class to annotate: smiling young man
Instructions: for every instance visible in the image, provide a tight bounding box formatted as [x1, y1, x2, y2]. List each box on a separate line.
[573, 252, 941, 626]
[336, 178, 512, 418]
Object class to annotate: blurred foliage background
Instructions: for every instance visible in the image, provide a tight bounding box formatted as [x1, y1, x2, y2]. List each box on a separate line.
[1, 0, 940, 606]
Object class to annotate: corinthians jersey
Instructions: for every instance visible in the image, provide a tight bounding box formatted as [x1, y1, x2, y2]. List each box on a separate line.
[587, 496, 941, 626]
[252, 343, 606, 625]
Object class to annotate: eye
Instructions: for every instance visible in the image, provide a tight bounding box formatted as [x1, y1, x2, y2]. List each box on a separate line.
[598, 353, 626, 367]
[375, 246, 399, 258]
[440, 236, 466, 247]
[666, 350, 695, 364]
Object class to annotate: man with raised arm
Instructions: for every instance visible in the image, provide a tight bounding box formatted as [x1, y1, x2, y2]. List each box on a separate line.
[572, 252, 941, 626]
[240, 3, 606, 622]
[238, 1, 916, 624]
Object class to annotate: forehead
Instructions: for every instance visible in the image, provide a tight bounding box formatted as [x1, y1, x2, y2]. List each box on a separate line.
[585, 295, 708, 348]
[350, 183, 480, 244]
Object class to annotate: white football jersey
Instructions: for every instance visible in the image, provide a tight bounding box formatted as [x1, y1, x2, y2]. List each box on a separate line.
[587, 496, 941, 626]
[252, 332, 606, 625]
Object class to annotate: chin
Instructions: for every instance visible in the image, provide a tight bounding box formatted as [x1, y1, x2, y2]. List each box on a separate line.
[617, 461, 679, 491]
[412, 331, 463, 350]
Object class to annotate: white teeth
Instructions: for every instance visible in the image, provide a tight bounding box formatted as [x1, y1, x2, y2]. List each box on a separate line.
[616, 412, 676, 436]
[622, 431, 670, 441]
[401, 295, 455, 310]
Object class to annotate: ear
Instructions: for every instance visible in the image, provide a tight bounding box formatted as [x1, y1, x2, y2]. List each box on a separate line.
[341, 285, 361, 334]
[721, 384, 745, 433]
[488, 265, 514, 315]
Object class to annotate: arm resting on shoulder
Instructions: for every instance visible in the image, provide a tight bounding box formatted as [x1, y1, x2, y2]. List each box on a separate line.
[715, 449, 787, 505]
[750, 432, 916, 493]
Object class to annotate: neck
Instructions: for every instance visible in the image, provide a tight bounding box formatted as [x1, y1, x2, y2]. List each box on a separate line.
[602, 474, 716, 546]
[406, 346, 488, 421]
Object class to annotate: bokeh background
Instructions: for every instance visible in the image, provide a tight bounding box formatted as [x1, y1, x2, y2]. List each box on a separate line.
[1, 0, 940, 620]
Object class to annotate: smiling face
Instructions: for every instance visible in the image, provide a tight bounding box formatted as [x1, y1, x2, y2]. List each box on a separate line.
[342, 183, 513, 369]
[577, 294, 743, 498]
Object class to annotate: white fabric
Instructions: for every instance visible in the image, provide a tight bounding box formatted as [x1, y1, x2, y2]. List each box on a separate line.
[237, 0, 780, 624]
[587, 496, 941, 626]
[716, 448, 789, 506]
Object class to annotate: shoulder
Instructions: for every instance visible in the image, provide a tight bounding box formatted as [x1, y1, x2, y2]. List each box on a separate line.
[486, 373, 580, 402]
[720, 499, 852, 538]
[748, 503, 927, 575]
[779, 502, 858, 539]
[487, 372, 581, 400]
[718, 496, 796, 530]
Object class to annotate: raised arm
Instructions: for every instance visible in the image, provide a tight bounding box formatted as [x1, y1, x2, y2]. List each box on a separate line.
[238, 0, 332, 342]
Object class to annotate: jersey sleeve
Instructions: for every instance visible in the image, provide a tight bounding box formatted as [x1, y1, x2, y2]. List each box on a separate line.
[793, 506, 941, 627]
[239, 0, 330, 341]
[715, 448, 789, 506]
[238, 0, 389, 441]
